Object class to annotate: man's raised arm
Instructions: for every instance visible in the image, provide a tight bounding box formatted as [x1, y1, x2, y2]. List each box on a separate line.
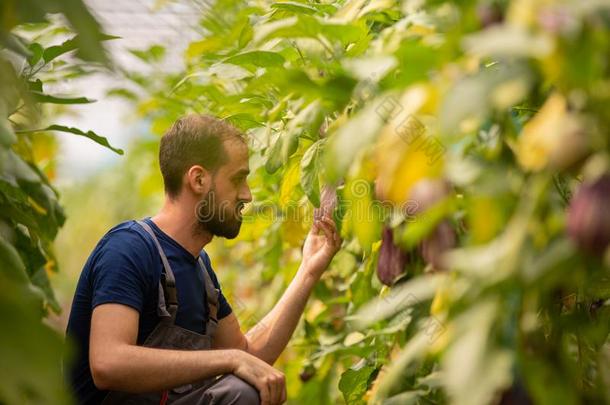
[213, 215, 341, 365]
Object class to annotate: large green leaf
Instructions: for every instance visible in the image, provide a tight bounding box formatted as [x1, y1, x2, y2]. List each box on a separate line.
[373, 331, 431, 401]
[17, 125, 124, 155]
[46, 2, 114, 64]
[0, 272, 71, 405]
[338, 364, 377, 404]
[0, 234, 28, 284]
[32, 92, 96, 104]
[265, 100, 323, 174]
[351, 273, 446, 328]
[300, 139, 325, 207]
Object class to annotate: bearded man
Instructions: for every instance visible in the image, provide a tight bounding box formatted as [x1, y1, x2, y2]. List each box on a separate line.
[65, 114, 342, 405]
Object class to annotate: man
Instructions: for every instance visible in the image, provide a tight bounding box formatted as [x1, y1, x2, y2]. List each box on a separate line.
[65, 114, 342, 405]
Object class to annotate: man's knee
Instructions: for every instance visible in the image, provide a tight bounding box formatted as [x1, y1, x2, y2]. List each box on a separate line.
[205, 374, 260, 405]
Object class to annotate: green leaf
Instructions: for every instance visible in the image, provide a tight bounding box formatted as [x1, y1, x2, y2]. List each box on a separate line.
[351, 274, 446, 328]
[382, 39, 440, 89]
[300, 139, 325, 207]
[0, 273, 71, 404]
[186, 37, 226, 58]
[238, 23, 254, 48]
[0, 149, 40, 185]
[30, 265, 60, 313]
[27, 79, 43, 92]
[373, 332, 431, 401]
[255, 15, 366, 47]
[266, 100, 323, 174]
[16, 125, 123, 155]
[223, 113, 264, 131]
[265, 132, 290, 174]
[0, 234, 28, 284]
[42, 33, 119, 64]
[338, 364, 377, 404]
[0, 181, 41, 232]
[27, 42, 44, 66]
[129, 45, 166, 63]
[105, 87, 138, 101]
[31, 92, 96, 104]
[271, 2, 318, 15]
[224, 50, 285, 68]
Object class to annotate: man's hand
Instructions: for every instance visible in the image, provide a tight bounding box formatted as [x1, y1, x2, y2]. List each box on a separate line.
[231, 350, 286, 405]
[301, 215, 342, 280]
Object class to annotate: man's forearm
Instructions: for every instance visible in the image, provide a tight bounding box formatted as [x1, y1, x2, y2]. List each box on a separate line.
[91, 345, 237, 393]
[245, 264, 318, 365]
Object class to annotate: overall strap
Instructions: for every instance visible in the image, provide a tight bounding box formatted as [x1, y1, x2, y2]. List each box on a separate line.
[198, 257, 220, 332]
[136, 220, 178, 321]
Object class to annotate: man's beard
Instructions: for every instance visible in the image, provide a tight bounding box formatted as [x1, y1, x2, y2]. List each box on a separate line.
[195, 188, 244, 239]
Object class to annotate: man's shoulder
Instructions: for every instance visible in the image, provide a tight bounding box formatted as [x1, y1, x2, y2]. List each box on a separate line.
[94, 220, 156, 258]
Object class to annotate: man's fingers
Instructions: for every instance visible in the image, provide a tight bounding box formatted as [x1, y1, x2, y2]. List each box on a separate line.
[316, 218, 340, 245]
[277, 373, 286, 404]
[280, 382, 287, 403]
[258, 382, 270, 405]
[268, 376, 280, 405]
[316, 220, 334, 240]
[311, 221, 319, 234]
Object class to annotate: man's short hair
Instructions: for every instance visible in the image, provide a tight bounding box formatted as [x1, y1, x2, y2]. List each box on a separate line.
[159, 114, 244, 198]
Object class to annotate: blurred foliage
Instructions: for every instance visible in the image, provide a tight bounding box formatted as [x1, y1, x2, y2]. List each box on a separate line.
[105, 0, 610, 404]
[2, 0, 607, 404]
[0, 0, 120, 403]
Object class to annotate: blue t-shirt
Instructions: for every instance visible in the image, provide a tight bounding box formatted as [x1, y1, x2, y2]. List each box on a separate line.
[65, 218, 232, 405]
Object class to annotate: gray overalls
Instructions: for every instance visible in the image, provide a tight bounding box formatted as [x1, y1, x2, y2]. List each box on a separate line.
[101, 220, 259, 405]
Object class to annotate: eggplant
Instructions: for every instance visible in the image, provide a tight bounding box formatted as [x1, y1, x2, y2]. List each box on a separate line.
[377, 226, 409, 286]
[567, 174, 610, 256]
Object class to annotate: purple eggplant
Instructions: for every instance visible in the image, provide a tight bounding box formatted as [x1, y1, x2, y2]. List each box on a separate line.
[377, 226, 410, 286]
[567, 174, 610, 256]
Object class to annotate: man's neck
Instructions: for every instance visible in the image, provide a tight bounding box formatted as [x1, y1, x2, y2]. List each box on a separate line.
[150, 199, 213, 258]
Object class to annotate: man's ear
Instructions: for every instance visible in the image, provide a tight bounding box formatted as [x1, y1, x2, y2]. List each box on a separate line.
[186, 165, 211, 195]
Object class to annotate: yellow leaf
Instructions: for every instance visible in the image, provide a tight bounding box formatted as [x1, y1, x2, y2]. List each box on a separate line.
[469, 196, 504, 243]
[186, 37, 224, 59]
[281, 200, 312, 247]
[375, 115, 444, 205]
[279, 158, 302, 208]
[516, 93, 587, 171]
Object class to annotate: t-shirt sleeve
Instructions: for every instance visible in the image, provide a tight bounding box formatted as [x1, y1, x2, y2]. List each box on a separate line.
[90, 229, 155, 313]
[202, 253, 233, 320]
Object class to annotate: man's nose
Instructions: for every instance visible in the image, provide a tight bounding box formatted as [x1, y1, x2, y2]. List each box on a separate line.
[240, 184, 253, 203]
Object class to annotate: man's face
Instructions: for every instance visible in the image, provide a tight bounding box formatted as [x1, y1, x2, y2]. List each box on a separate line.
[196, 138, 252, 239]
